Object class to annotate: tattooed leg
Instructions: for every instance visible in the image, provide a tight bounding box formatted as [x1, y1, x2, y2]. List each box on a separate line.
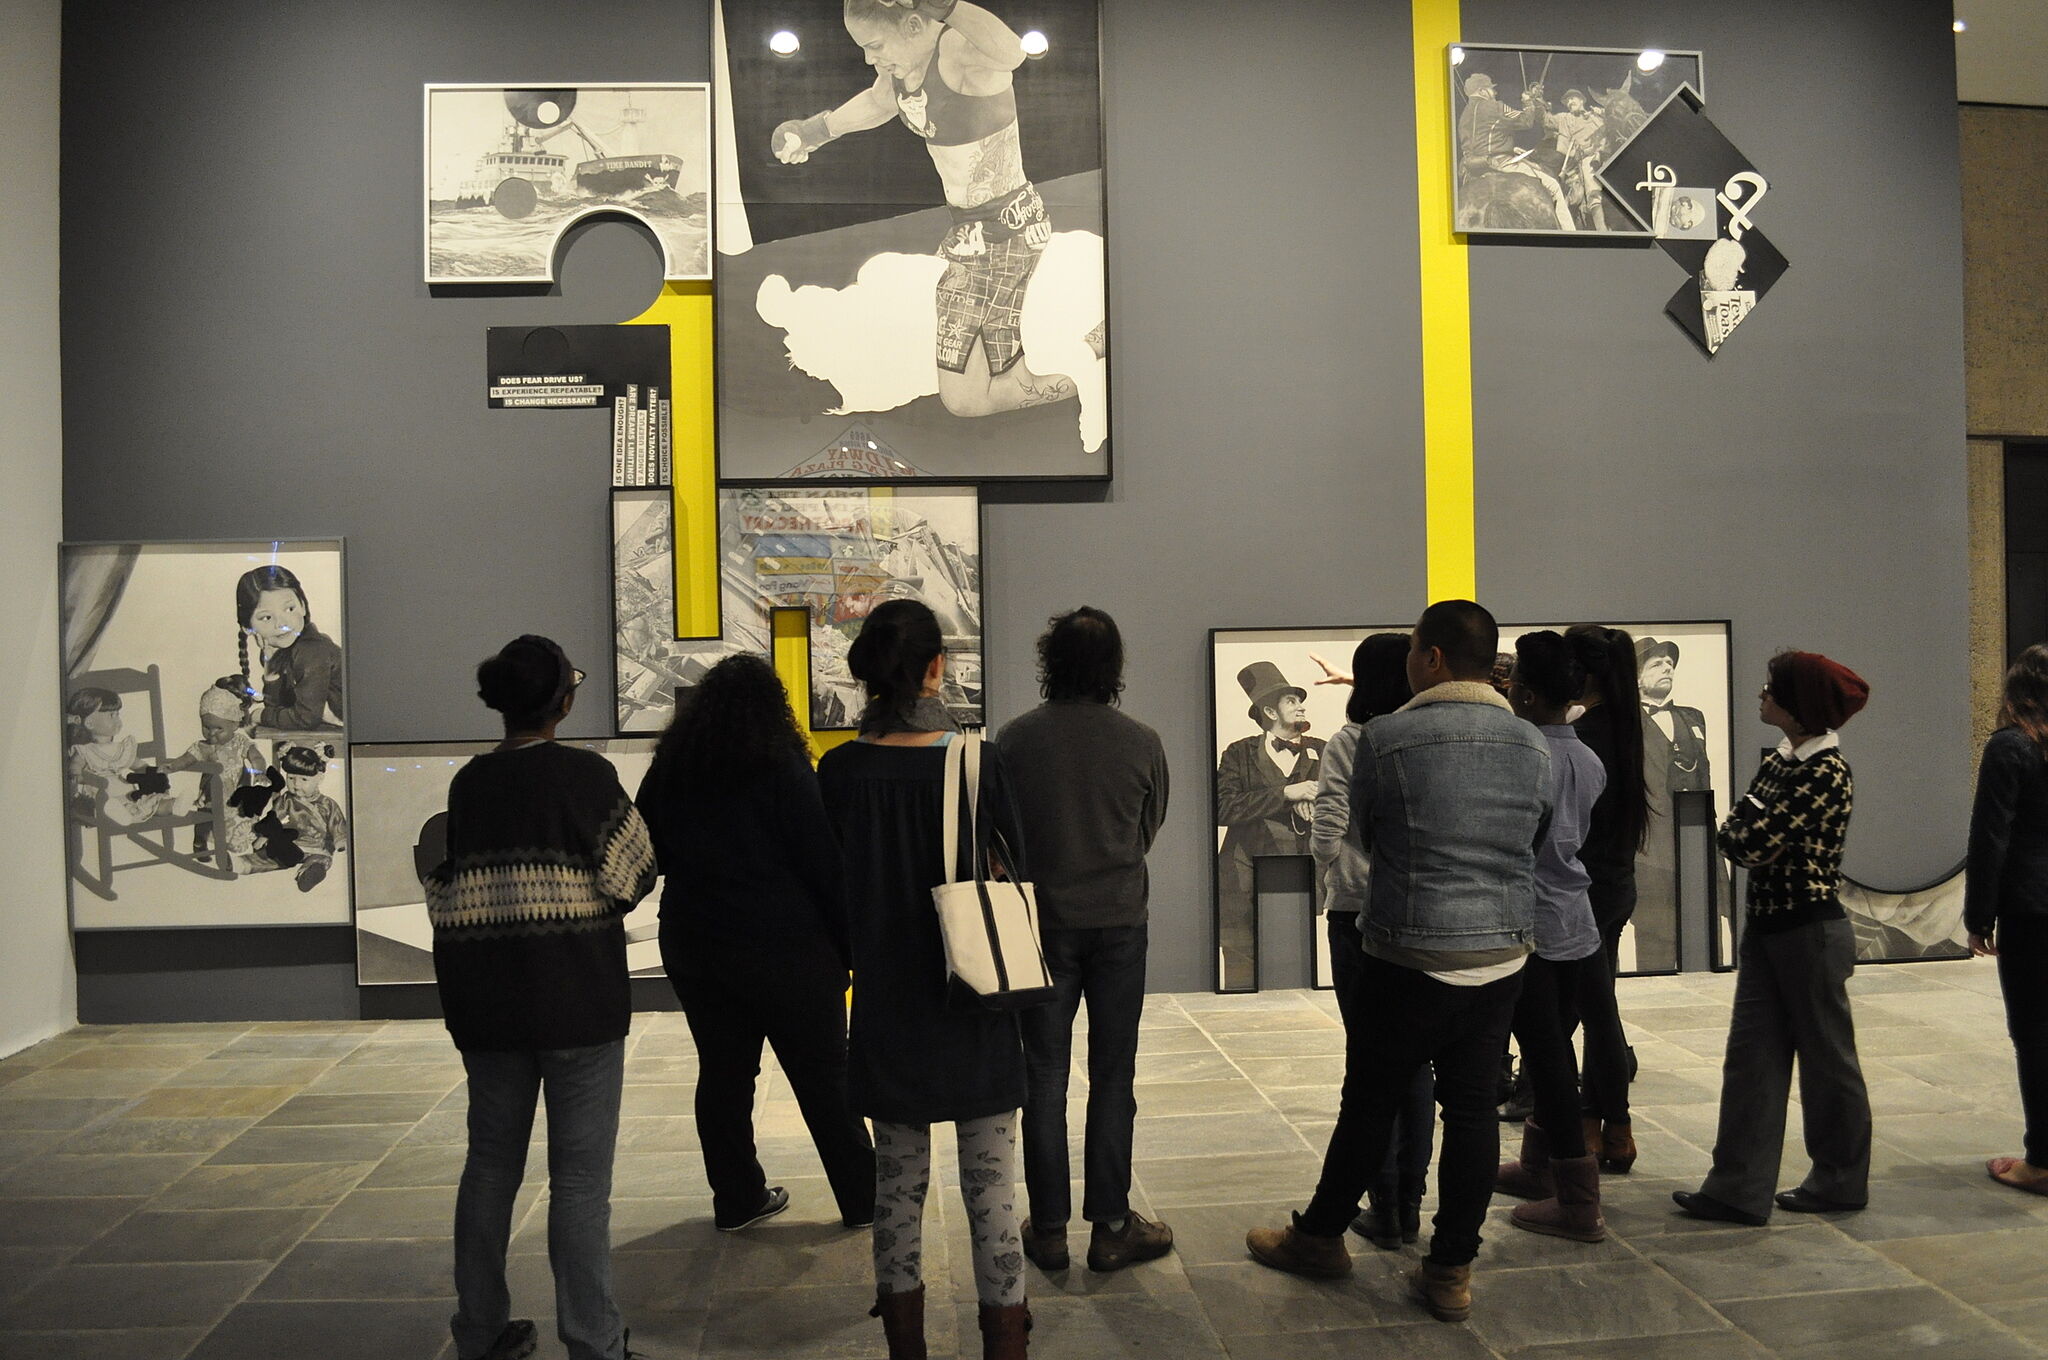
[872, 1120, 932, 1298]
[956, 1111, 1025, 1308]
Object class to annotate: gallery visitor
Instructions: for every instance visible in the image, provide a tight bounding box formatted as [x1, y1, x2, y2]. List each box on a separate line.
[1966, 643, 2048, 1195]
[424, 635, 658, 1360]
[636, 653, 875, 1233]
[997, 606, 1173, 1275]
[816, 599, 1033, 1360]
[1674, 650, 1873, 1226]
[1493, 631, 1617, 1244]
[1309, 631, 1435, 1251]
[1565, 623, 1647, 1172]
[1246, 600, 1551, 1325]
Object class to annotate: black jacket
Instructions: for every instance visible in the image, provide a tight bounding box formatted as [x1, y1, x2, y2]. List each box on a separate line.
[1966, 727, 2048, 937]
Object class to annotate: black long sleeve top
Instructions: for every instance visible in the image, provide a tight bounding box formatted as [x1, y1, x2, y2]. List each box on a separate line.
[1965, 727, 2048, 938]
[635, 745, 850, 967]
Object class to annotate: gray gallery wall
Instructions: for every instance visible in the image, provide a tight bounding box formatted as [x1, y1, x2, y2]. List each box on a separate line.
[58, 0, 1970, 1017]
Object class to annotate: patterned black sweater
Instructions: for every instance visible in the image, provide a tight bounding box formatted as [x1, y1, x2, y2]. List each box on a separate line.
[1717, 736, 1853, 933]
[425, 743, 658, 1052]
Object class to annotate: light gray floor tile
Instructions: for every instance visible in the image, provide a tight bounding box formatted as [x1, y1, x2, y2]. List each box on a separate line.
[1720, 1285, 2045, 1358]
[0, 1260, 270, 1330]
[1183, 1260, 1389, 1336]
[1132, 1111, 1309, 1161]
[1461, 1260, 1728, 1351]
[75, 1207, 325, 1263]
[186, 1299, 452, 1360]
[0, 1154, 208, 1198]
[0, 1327, 211, 1360]
[0, 1195, 146, 1248]
[205, 1124, 413, 1166]
[1222, 1323, 1502, 1359]
[254, 1092, 442, 1127]
[58, 1117, 257, 1158]
[251, 1238, 452, 1301]
[1128, 1079, 1270, 1118]
[150, 1161, 373, 1211]
[0, 1097, 133, 1132]
[1644, 1222, 1916, 1301]
[1874, 1224, 2048, 1306]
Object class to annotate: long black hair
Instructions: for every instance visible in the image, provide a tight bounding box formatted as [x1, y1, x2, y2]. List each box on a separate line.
[847, 598, 945, 733]
[1513, 630, 1587, 710]
[1567, 624, 1650, 852]
[1347, 633, 1411, 725]
[649, 653, 809, 800]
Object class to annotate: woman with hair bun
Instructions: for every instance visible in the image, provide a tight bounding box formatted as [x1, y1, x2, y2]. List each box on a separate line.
[816, 598, 1033, 1359]
[1968, 643, 2048, 1195]
[636, 654, 875, 1233]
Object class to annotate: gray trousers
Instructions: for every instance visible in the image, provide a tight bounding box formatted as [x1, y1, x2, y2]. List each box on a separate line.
[1701, 916, 1872, 1218]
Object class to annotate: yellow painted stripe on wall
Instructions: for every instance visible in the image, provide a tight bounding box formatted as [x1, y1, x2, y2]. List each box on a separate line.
[1412, 0, 1477, 603]
[624, 281, 718, 636]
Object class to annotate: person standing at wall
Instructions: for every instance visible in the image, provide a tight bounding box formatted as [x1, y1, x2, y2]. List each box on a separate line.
[1967, 644, 2048, 1195]
[1246, 601, 1551, 1325]
[1674, 651, 1872, 1226]
[1492, 632, 1619, 1244]
[636, 654, 876, 1234]
[1565, 624, 1648, 1172]
[1309, 632, 1435, 1251]
[998, 607, 1173, 1274]
[426, 636, 658, 1360]
[817, 599, 1032, 1360]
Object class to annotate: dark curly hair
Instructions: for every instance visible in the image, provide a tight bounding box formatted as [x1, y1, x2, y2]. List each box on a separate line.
[1038, 606, 1124, 704]
[649, 654, 809, 797]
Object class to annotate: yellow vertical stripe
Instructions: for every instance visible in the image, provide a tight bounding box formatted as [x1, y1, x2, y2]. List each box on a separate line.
[1412, 0, 1477, 603]
[623, 281, 719, 636]
[772, 606, 856, 760]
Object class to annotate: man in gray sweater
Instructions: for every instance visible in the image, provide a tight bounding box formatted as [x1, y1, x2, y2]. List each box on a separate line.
[998, 607, 1173, 1273]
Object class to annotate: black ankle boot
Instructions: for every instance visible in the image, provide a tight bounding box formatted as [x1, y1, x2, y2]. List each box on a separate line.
[1399, 1199, 1422, 1244]
[1348, 1198, 1402, 1251]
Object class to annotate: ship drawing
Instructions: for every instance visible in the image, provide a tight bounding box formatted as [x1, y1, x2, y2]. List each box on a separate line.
[457, 89, 685, 220]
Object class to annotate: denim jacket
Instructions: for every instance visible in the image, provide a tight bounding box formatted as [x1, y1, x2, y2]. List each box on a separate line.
[1353, 682, 1553, 960]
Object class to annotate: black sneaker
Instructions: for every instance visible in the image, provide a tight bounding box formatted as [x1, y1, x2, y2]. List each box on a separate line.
[467, 1320, 536, 1360]
[716, 1185, 789, 1232]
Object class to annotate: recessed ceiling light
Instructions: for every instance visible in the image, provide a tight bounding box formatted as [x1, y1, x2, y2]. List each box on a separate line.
[769, 29, 800, 55]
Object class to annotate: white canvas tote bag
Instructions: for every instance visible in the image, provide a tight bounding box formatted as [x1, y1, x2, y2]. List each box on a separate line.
[932, 733, 1055, 1010]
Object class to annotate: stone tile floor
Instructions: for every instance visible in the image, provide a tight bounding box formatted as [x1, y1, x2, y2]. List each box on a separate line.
[1, 960, 2045, 1358]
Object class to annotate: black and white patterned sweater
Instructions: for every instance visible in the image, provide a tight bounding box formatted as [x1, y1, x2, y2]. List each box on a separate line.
[1717, 734, 1853, 934]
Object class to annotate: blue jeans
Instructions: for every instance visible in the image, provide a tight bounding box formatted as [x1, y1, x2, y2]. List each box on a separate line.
[452, 1040, 626, 1360]
[1021, 925, 1147, 1225]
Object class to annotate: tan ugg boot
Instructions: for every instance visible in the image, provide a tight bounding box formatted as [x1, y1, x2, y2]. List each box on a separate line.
[1495, 1118, 1554, 1200]
[1601, 1118, 1638, 1173]
[1245, 1221, 1352, 1279]
[1511, 1154, 1607, 1242]
[1410, 1259, 1472, 1322]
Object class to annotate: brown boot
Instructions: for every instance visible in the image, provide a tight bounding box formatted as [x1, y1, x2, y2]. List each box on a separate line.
[869, 1284, 926, 1360]
[977, 1301, 1030, 1360]
[1245, 1219, 1352, 1279]
[1495, 1119, 1553, 1200]
[1410, 1259, 1472, 1322]
[1020, 1218, 1069, 1272]
[1510, 1154, 1606, 1242]
[1582, 1115, 1605, 1165]
[1601, 1119, 1638, 1174]
[1087, 1211, 1173, 1272]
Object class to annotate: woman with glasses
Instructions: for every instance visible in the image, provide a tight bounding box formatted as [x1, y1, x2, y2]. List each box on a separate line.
[1674, 651, 1872, 1226]
[425, 635, 658, 1360]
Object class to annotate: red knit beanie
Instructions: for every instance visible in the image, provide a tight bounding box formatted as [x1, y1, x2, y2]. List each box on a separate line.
[1769, 651, 1870, 734]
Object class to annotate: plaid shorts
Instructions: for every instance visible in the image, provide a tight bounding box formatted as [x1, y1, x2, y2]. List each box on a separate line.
[933, 184, 1049, 375]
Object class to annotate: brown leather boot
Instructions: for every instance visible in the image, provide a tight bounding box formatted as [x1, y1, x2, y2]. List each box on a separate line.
[1245, 1220, 1352, 1279]
[1601, 1119, 1638, 1174]
[870, 1285, 926, 1360]
[1582, 1115, 1605, 1164]
[1495, 1119, 1553, 1200]
[1410, 1259, 1472, 1322]
[977, 1301, 1030, 1360]
[1510, 1154, 1606, 1242]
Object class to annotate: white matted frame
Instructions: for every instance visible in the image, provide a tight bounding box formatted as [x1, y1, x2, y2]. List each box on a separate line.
[59, 538, 352, 931]
[350, 738, 667, 985]
[1448, 43, 1704, 238]
[425, 83, 713, 284]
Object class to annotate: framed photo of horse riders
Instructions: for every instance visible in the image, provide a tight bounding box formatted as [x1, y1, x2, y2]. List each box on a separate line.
[1447, 44, 1704, 237]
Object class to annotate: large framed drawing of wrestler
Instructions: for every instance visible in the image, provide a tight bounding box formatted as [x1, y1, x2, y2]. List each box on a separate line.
[1448, 44, 1703, 237]
[714, 0, 1108, 483]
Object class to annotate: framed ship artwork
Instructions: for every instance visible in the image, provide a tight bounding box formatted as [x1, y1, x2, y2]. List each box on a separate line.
[59, 540, 352, 931]
[713, 0, 1109, 483]
[425, 83, 712, 284]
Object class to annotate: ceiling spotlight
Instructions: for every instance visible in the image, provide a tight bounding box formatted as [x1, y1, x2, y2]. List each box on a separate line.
[1636, 48, 1667, 72]
[1450, 46, 1465, 65]
[1953, 18, 1967, 32]
[769, 29, 800, 55]
[1020, 29, 1049, 57]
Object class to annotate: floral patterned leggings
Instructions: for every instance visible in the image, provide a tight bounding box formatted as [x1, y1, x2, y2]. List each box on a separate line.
[872, 1113, 1025, 1307]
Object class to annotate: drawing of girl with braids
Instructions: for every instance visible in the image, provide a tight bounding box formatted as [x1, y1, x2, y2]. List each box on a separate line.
[235, 564, 344, 733]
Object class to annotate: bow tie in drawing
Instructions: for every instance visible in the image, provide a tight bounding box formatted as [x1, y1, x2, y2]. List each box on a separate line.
[1597, 87, 1787, 356]
[1271, 737, 1304, 756]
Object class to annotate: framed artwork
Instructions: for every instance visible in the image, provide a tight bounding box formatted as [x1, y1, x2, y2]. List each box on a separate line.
[425, 83, 712, 284]
[713, 0, 1108, 482]
[60, 540, 351, 930]
[1448, 44, 1703, 236]
[1840, 865, 1969, 965]
[351, 739, 667, 985]
[1207, 619, 1733, 991]
[609, 483, 982, 737]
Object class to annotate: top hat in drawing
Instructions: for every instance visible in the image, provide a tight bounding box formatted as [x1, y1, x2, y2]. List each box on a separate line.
[1238, 662, 1306, 725]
